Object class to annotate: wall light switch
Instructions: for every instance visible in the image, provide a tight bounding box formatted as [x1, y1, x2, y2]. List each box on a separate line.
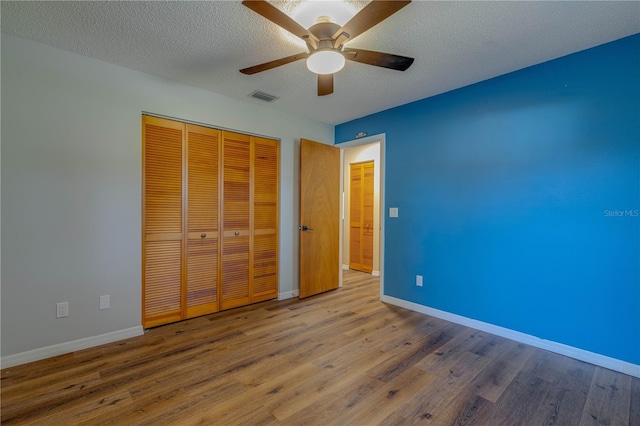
[100, 295, 110, 310]
[389, 207, 399, 218]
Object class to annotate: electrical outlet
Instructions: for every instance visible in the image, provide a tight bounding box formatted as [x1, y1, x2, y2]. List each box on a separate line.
[100, 295, 110, 310]
[416, 275, 423, 287]
[56, 302, 69, 318]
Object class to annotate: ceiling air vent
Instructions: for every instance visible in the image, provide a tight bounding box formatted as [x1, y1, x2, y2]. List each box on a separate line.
[248, 90, 280, 102]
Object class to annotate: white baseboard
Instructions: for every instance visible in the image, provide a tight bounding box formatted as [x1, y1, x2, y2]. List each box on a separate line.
[342, 264, 349, 270]
[381, 295, 640, 379]
[278, 290, 299, 300]
[1, 326, 144, 369]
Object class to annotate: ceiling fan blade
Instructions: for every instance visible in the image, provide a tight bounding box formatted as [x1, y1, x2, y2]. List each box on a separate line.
[240, 52, 309, 75]
[343, 48, 414, 71]
[333, 1, 411, 47]
[242, 0, 318, 49]
[318, 74, 334, 96]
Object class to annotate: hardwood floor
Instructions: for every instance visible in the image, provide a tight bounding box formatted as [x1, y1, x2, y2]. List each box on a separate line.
[2, 270, 638, 425]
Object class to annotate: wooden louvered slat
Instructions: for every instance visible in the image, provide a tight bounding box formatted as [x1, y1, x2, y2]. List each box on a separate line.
[252, 137, 279, 302]
[142, 116, 184, 328]
[350, 165, 362, 226]
[144, 119, 183, 234]
[350, 225, 361, 267]
[362, 162, 374, 272]
[349, 163, 362, 268]
[186, 239, 218, 317]
[253, 138, 279, 231]
[221, 131, 251, 309]
[224, 202, 250, 230]
[221, 235, 250, 309]
[186, 124, 220, 318]
[254, 203, 277, 230]
[253, 234, 277, 302]
[187, 125, 219, 233]
[253, 140, 278, 205]
[143, 240, 182, 326]
[223, 132, 250, 231]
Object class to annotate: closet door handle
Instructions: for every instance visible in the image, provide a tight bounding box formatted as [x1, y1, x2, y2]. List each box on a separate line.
[235, 231, 240, 236]
[201, 233, 206, 238]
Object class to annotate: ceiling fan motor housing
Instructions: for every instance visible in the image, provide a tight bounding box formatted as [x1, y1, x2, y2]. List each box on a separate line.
[308, 22, 343, 52]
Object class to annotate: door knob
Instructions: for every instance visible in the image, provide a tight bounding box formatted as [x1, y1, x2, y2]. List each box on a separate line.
[298, 225, 314, 231]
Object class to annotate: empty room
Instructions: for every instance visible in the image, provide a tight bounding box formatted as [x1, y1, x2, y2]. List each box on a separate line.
[1, 1, 639, 424]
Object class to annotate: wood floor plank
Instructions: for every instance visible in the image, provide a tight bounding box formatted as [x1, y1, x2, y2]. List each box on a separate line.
[521, 348, 578, 383]
[347, 367, 437, 425]
[235, 328, 359, 389]
[0, 371, 102, 407]
[437, 341, 535, 425]
[267, 339, 394, 420]
[528, 357, 594, 425]
[414, 328, 488, 377]
[206, 363, 322, 425]
[366, 321, 459, 384]
[280, 373, 385, 425]
[481, 370, 553, 426]
[631, 377, 640, 426]
[449, 394, 494, 426]
[1, 270, 636, 425]
[580, 366, 632, 426]
[343, 306, 412, 337]
[469, 339, 535, 403]
[35, 390, 132, 425]
[1, 352, 76, 385]
[395, 349, 495, 424]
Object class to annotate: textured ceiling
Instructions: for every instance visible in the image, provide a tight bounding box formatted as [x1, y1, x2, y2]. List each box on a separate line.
[2, 1, 639, 125]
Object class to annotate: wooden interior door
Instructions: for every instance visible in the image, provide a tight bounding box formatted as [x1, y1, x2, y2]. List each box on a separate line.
[349, 161, 374, 273]
[221, 131, 251, 309]
[142, 116, 184, 328]
[185, 124, 220, 318]
[252, 137, 279, 302]
[299, 139, 340, 298]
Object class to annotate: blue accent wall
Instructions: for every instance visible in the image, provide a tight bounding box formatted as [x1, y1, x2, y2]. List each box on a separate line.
[336, 35, 640, 365]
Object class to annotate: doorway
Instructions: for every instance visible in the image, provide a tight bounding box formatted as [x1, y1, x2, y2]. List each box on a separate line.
[339, 135, 385, 296]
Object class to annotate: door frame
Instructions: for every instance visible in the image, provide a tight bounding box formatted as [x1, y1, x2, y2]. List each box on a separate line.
[338, 133, 386, 298]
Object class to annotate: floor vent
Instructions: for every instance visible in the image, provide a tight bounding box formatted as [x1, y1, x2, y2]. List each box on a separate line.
[248, 90, 280, 102]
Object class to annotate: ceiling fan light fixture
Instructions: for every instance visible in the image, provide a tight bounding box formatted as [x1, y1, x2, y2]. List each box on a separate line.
[306, 50, 345, 75]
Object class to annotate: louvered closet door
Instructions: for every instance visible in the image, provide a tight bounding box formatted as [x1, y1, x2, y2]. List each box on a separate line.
[186, 124, 220, 318]
[361, 161, 374, 272]
[221, 131, 251, 310]
[349, 161, 374, 273]
[252, 137, 279, 302]
[349, 163, 363, 270]
[143, 116, 184, 328]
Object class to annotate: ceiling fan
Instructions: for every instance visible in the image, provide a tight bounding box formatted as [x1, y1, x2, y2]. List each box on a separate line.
[240, 0, 414, 96]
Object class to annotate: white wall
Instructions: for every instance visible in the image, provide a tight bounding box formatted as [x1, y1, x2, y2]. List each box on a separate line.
[0, 35, 333, 358]
[342, 142, 381, 272]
